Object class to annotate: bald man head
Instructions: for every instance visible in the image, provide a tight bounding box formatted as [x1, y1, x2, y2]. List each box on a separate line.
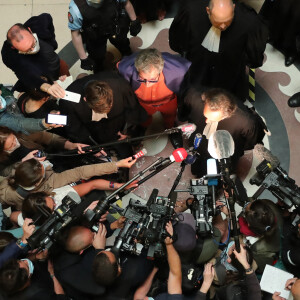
[206, 0, 235, 31]
[292, 279, 300, 300]
[64, 226, 94, 253]
[7, 24, 39, 54]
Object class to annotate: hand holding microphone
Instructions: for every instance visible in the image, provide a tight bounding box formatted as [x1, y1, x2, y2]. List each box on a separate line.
[131, 148, 147, 161]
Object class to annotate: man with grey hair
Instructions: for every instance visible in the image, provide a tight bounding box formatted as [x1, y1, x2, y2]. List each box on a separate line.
[118, 48, 191, 128]
[169, 0, 268, 101]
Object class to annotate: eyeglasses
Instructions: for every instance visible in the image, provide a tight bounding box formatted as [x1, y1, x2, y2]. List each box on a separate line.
[137, 73, 160, 84]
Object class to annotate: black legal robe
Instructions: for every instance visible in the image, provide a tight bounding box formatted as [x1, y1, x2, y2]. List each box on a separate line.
[169, 0, 268, 100]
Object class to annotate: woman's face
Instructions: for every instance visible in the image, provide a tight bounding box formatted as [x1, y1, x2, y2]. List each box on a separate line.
[4, 134, 17, 151]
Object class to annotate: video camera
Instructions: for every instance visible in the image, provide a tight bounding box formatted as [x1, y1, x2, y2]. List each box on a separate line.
[111, 189, 177, 258]
[27, 193, 81, 250]
[184, 178, 217, 237]
[250, 159, 300, 209]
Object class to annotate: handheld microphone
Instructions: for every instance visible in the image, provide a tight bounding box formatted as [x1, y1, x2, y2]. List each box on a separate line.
[150, 148, 188, 171]
[132, 148, 147, 160]
[193, 133, 203, 150]
[177, 123, 197, 138]
[184, 133, 202, 165]
[170, 148, 188, 162]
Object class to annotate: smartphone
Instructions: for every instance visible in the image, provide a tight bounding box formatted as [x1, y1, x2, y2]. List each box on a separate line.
[46, 114, 67, 125]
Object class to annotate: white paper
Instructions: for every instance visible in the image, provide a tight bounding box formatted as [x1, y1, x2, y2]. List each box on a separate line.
[260, 265, 293, 299]
[56, 76, 73, 90]
[62, 90, 81, 103]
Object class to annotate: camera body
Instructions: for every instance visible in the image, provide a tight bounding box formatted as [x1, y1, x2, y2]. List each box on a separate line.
[111, 190, 175, 258]
[250, 159, 300, 209]
[188, 178, 215, 237]
[27, 195, 80, 250]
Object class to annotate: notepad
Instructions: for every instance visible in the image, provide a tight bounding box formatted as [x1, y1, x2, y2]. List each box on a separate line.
[260, 265, 293, 299]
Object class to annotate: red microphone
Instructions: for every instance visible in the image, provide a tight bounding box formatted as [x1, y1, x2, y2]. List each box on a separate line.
[169, 148, 188, 162]
[132, 148, 147, 160]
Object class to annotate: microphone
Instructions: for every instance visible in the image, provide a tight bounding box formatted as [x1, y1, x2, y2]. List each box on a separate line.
[169, 131, 183, 149]
[193, 133, 203, 150]
[150, 148, 188, 171]
[170, 148, 188, 162]
[253, 144, 279, 170]
[132, 148, 147, 160]
[207, 130, 235, 176]
[184, 133, 203, 164]
[177, 123, 197, 138]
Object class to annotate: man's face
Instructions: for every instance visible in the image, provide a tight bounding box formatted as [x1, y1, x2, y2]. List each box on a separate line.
[138, 67, 160, 88]
[203, 103, 224, 123]
[12, 29, 37, 53]
[206, 4, 235, 31]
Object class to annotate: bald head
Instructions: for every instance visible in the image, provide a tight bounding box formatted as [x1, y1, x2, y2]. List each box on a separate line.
[207, 0, 235, 31]
[292, 279, 300, 300]
[7, 24, 36, 53]
[65, 226, 94, 253]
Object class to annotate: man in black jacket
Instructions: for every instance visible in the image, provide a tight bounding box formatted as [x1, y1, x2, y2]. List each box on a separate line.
[59, 71, 147, 158]
[179, 87, 266, 177]
[1, 14, 65, 98]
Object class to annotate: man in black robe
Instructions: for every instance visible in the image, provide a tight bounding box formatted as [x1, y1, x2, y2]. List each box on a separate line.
[260, 0, 300, 66]
[179, 88, 266, 177]
[58, 71, 147, 158]
[169, 0, 268, 101]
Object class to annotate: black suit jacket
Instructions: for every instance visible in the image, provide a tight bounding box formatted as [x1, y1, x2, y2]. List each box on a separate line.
[59, 71, 147, 144]
[53, 247, 105, 300]
[1, 13, 59, 92]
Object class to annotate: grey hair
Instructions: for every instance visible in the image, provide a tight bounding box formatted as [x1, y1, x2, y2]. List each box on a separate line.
[134, 48, 164, 74]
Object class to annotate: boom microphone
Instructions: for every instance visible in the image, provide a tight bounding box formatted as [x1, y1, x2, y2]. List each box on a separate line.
[208, 130, 235, 176]
[253, 144, 280, 170]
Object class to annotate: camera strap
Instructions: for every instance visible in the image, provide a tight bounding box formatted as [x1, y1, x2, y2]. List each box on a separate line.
[16, 186, 30, 198]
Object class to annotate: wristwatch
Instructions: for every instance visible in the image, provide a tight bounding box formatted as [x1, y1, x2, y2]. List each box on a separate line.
[244, 266, 253, 273]
[16, 239, 27, 249]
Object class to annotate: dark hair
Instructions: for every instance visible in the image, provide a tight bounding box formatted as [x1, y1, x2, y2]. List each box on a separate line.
[225, 246, 254, 284]
[245, 200, 276, 237]
[22, 192, 52, 225]
[0, 233, 17, 253]
[25, 76, 54, 101]
[84, 81, 113, 113]
[0, 126, 18, 161]
[202, 88, 237, 119]
[93, 252, 118, 286]
[6, 23, 29, 45]
[0, 259, 29, 295]
[8, 158, 43, 190]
